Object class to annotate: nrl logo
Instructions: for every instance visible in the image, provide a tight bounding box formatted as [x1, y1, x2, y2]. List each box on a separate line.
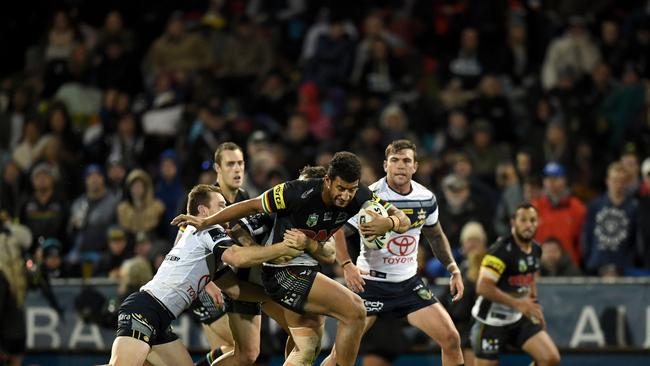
[518, 259, 527, 272]
[306, 213, 319, 227]
[417, 287, 433, 300]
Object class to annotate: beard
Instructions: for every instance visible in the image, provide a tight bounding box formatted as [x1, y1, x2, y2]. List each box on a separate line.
[514, 228, 535, 243]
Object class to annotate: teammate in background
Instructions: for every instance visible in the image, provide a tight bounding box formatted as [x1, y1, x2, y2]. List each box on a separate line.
[470, 204, 560, 366]
[322, 140, 465, 366]
[109, 185, 306, 366]
[192, 142, 258, 366]
[173, 152, 411, 366]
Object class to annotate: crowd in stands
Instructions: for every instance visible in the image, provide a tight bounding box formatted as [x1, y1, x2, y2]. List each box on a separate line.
[1, 0, 650, 286]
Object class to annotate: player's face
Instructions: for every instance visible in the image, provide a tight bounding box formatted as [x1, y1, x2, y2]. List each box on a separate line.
[326, 176, 359, 208]
[384, 149, 418, 187]
[206, 192, 227, 216]
[215, 149, 245, 190]
[511, 207, 539, 242]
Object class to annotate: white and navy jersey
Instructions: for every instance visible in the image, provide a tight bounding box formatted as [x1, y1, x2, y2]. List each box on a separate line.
[141, 224, 234, 317]
[349, 177, 438, 282]
[471, 236, 542, 326]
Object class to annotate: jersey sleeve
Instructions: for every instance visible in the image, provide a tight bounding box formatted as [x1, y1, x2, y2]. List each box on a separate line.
[423, 193, 439, 227]
[260, 180, 300, 214]
[480, 245, 507, 282]
[204, 226, 236, 259]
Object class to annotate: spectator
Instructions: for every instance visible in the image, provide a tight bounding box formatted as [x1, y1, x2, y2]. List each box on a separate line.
[117, 169, 165, 236]
[582, 162, 638, 276]
[464, 119, 509, 185]
[438, 174, 494, 249]
[155, 150, 184, 240]
[12, 118, 47, 173]
[0, 211, 32, 366]
[532, 162, 587, 265]
[379, 103, 418, 148]
[281, 114, 319, 177]
[434, 110, 471, 157]
[93, 226, 131, 278]
[105, 158, 127, 201]
[44, 10, 78, 62]
[534, 121, 571, 170]
[540, 237, 582, 276]
[95, 11, 135, 55]
[19, 163, 68, 254]
[467, 75, 513, 142]
[494, 162, 525, 237]
[147, 12, 212, 78]
[441, 221, 487, 366]
[542, 16, 601, 90]
[447, 27, 485, 89]
[0, 161, 25, 218]
[353, 38, 402, 100]
[67, 164, 118, 264]
[304, 18, 356, 88]
[36, 238, 69, 279]
[351, 12, 405, 82]
[218, 16, 272, 96]
[0, 88, 33, 154]
[106, 112, 144, 170]
[638, 157, 650, 269]
[598, 19, 626, 77]
[95, 11, 138, 93]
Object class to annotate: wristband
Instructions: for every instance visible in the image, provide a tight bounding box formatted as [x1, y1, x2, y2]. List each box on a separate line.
[389, 216, 399, 231]
[446, 262, 459, 272]
[341, 260, 352, 268]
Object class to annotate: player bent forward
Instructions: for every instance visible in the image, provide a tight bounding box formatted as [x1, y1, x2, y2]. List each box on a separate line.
[108, 185, 307, 366]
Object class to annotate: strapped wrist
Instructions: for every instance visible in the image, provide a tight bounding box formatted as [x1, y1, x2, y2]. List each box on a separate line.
[389, 216, 399, 231]
[341, 259, 352, 268]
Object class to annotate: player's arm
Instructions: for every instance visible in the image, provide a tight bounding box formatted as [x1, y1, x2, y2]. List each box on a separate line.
[172, 197, 264, 229]
[476, 254, 543, 322]
[386, 205, 410, 233]
[221, 230, 308, 268]
[305, 236, 336, 264]
[422, 223, 464, 301]
[336, 224, 367, 293]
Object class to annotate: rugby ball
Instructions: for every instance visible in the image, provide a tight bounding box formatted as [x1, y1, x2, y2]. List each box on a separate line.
[358, 201, 392, 250]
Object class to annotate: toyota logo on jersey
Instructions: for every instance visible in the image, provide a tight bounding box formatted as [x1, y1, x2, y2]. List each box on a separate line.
[387, 235, 417, 256]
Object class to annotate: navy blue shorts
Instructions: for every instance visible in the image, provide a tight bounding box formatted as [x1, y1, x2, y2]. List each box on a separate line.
[116, 291, 178, 346]
[359, 275, 437, 318]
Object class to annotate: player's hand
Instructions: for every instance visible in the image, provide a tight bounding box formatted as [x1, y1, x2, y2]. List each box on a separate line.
[343, 263, 368, 293]
[449, 271, 464, 302]
[283, 229, 309, 251]
[205, 282, 224, 307]
[171, 214, 206, 229]
[269, 255, 295, 264]
[228, 224, 255, 246]
[516, 297, 544, 327]
[359, 210, 393, 237]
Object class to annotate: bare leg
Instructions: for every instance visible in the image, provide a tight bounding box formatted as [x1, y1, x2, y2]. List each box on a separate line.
[147, 339, 193, 366]
[203, 316, 235, 354]
[300, 273, 367, 366]
[213, 313, 262, 366]
[321, 315, 376, 366]
[521, 331, 560, 366]
[407, 303, 463, 366]
[109, 336, 150, 366]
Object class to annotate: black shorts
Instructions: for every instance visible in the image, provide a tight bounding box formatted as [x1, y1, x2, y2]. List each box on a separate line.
[359, 275, 438, 318]
[261, 265, 319, 314]
[223, 267, 262, 316]
[116, 291, 178, 346]
[470, 316, 543, 360]
[189, 291, 227, 325]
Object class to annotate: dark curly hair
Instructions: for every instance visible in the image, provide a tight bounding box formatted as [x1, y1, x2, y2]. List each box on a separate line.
[327, 152, 361, 183]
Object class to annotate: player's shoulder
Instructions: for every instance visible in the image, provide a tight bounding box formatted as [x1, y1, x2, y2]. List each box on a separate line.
[199, 224, 230, 243]
[486, 236, 513, 257]
[368, 177, 387, 192]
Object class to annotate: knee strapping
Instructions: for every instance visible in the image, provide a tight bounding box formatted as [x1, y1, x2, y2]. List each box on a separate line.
[285, 327, 321, 366]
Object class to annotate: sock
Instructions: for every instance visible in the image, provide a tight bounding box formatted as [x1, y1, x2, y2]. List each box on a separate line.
[194, 348, 223, 366]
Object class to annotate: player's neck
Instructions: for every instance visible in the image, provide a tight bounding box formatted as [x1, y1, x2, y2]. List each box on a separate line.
[512, 234, 532, 253]
[217, 180, 237, 203]
[387, 178, 412, 195]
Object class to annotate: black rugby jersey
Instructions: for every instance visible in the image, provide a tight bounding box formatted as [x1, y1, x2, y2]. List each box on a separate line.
[260, 178, 391, 266]
[471, 235, 542, 326]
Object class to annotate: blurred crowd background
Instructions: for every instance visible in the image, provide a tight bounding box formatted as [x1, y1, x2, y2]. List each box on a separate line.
[1, 0, 650, 296]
